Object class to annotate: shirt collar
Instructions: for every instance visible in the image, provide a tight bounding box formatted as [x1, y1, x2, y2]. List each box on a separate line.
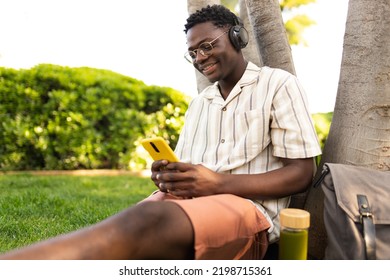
[202, 62, 262, 101]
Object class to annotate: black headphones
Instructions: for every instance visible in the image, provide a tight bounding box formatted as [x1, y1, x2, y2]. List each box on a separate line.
[228, 16, 249, 51]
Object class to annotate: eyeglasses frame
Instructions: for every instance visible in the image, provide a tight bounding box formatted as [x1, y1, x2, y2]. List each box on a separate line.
[184, 30, 229, 63]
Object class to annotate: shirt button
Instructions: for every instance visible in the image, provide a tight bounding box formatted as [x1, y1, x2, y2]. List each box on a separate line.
[221, 139, 225, 143]
[222, 107, 227, 111]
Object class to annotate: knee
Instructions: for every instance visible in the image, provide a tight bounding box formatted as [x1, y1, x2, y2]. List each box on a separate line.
[116, 201, 192, 240]
[118, 201, 194, 259]
[126, 201, 172, 231]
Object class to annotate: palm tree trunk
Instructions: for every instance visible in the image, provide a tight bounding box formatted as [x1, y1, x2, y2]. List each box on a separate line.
[304, 0, 390, 259]
[239, 0, 263, 67]
[245, 0, 295, 75]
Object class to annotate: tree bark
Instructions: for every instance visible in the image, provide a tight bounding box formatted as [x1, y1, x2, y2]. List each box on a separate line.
[245, 0, 295, 75]
[239, 0, 263, 67]
[304, 0, 390, 259]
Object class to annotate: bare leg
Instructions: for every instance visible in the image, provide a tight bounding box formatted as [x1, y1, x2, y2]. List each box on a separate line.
[0, 201, 194, 260]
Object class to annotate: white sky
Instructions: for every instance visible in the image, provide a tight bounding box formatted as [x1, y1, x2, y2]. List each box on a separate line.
[0, 0, 349, 113]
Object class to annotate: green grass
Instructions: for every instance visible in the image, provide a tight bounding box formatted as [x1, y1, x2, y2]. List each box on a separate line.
[0, 174, 155, 253]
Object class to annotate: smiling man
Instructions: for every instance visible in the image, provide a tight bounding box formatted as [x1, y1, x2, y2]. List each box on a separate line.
[184, 20, 248, 99]
[0, 4, 321, 260]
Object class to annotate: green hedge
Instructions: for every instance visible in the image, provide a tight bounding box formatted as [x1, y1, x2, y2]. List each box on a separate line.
[312, 112, 333, 151]
[0, 64, 189, 171]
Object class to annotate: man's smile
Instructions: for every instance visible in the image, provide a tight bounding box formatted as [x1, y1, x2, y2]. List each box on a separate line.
[200, 62, 217, 75]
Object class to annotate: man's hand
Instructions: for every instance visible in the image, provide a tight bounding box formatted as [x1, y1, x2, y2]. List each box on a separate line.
[151, 161, 221, 198]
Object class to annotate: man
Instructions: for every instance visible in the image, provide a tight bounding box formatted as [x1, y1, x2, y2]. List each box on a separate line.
[0, 5, 321, 260]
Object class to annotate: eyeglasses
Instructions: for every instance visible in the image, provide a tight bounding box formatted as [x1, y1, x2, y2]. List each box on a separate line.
[184, 31, 228, 63]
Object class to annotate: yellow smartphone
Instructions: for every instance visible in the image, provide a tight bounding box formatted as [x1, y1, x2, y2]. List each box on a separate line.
[141, 137, 179, 162]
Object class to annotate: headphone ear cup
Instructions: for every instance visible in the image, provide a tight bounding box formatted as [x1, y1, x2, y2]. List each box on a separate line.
[229, 25, 249, 51]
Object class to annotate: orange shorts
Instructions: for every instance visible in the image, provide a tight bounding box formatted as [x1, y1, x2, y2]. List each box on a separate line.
[142, 191, 271, 260]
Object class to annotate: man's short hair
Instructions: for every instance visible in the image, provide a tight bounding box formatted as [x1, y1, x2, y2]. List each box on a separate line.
[184, 4, 240, 34]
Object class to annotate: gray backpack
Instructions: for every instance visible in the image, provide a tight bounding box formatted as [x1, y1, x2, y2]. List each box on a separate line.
[317, 163, 390, 260]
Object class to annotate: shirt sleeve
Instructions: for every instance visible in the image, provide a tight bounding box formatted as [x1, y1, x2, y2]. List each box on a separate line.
[270, 75, 322, 159]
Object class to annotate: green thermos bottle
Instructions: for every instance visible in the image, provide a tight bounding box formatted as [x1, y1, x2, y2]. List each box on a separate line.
[279, 208, 310, 260]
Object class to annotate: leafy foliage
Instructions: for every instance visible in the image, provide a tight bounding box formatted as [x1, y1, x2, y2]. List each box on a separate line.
[280, 0, 317, 46]
[312, 112, 333, 150]
[285, 14, 316, 46]
[312, 112, 333, 165]
[0, 64, 189, 171]
[221, 0, 317, 46]
[280, 0, 316, 10]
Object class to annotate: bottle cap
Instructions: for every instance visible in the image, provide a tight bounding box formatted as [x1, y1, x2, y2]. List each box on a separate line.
[280, 208, 310, 229]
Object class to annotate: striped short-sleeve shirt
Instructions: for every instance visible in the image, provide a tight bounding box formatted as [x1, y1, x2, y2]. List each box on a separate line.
[175, 62, 322, 242]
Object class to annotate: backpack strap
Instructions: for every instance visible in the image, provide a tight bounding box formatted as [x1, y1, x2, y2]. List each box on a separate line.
[357, 194, 376, 260]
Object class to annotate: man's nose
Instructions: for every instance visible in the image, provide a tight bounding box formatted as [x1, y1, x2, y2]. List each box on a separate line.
[194, 50, 208, 63]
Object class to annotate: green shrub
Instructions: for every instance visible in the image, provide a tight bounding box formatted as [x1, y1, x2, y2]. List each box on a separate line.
[312, 112, 333, 165]
[0, 64, 189, 171]
[312, 112, 333, 150]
